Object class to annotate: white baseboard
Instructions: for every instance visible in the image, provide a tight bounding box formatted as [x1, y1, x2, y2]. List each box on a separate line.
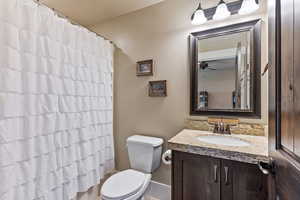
[144, 181, 171, 200]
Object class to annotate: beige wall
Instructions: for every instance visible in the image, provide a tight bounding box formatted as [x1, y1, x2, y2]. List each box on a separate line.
[90, 0, 268, 185]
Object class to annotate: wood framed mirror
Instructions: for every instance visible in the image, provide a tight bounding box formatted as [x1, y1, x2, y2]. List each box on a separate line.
[190, 19, 261, 118]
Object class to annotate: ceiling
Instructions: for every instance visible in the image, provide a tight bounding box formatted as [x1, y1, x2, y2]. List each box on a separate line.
[40, 0, 164, 26]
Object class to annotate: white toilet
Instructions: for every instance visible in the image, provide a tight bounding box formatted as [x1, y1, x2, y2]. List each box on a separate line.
[101, 135, 164, 200]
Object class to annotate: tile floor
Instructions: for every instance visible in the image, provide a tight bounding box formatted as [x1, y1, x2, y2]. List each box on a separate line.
[144, 181, 171, 200]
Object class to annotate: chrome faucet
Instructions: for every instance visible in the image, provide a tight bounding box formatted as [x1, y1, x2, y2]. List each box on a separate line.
[219, 122, 225, 133]
[213, 122, 231, 135]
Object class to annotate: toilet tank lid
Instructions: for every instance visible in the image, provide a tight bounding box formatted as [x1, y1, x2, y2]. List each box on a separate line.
[127, 135, 163, 147]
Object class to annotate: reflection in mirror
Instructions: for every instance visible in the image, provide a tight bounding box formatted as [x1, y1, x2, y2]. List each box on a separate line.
[197, 31, 251, 111]
[190, 20, 261, 117]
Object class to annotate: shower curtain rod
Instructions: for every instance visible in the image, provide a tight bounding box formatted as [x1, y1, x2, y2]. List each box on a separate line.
[33, 0, 114, 45]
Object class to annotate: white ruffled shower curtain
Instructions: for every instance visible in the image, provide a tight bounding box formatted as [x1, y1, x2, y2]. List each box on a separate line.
[0, 0, 114, 199]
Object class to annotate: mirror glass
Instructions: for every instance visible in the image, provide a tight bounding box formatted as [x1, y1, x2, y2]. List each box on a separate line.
[196, 31, 252, 111]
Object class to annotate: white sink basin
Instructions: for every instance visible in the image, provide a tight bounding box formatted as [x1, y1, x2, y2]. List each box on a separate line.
[197, 135, 251, 147]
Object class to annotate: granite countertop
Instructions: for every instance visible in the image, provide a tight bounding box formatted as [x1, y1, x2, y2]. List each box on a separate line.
[168, 129, 269, 164]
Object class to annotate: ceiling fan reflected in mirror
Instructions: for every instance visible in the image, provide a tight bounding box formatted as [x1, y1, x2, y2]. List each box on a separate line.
[199, 61, 217, 71]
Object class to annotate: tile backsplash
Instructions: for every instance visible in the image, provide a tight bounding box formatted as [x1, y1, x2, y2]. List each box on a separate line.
[185, 119, 266, 136]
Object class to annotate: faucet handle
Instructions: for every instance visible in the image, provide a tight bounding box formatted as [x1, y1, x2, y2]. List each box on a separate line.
[213, 123, 219, 133]
[225, 124, 231, 135]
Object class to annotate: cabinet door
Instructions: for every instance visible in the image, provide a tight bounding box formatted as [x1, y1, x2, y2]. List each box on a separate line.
[268, 0, 300, 198]
[294, 0, 300, 157]
[221, 160, 268, 200]
[280, 0, 295, 154]
[172, 151, 220, 200]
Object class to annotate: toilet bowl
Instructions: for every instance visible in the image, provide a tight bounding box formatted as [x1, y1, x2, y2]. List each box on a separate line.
[100, 135, 163, 200]
[101, 169, 151, 200]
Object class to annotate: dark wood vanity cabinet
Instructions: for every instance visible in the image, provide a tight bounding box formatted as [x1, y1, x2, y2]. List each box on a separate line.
[172, 151, 268, 200]
[220, 159, 268, 200]
[172, 151, 220, 200]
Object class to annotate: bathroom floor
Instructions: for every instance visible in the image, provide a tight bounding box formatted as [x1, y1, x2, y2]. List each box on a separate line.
[144, 181, 171, 200]
[144, 197, 160, 200]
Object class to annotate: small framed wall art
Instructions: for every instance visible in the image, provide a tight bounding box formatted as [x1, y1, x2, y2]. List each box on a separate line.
[136, 59, 153, 76]
[149, 80, 167, 97]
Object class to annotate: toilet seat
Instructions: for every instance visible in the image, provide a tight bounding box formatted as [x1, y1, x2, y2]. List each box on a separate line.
[101, 169, 151, 200]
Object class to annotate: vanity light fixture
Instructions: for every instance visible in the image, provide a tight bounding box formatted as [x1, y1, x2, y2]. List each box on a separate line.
[191, 0, 260, 26]
[191, 1, 207, 25]
[238, 0, 259, 15]
[213, 0, 231, 21]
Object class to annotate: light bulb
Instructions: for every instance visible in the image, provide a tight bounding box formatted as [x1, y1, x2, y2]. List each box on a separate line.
[192, 9, 207, 25]
[213, 0, 231, 21]
[239, 0, 259, 15]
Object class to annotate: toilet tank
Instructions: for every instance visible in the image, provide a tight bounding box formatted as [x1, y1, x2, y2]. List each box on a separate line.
[127, 135, 163, 173]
